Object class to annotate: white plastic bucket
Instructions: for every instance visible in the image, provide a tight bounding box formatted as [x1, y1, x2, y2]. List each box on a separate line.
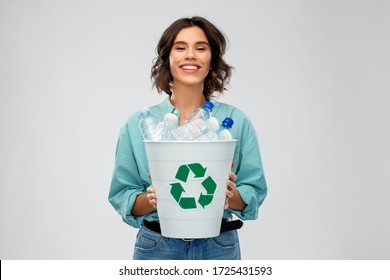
[144, 140, 237, 238]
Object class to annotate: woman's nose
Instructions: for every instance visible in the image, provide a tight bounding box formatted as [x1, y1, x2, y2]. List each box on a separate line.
[185, 48, 196, 60]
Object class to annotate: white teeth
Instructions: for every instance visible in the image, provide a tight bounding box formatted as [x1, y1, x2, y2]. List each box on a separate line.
[182, 65, 198, 70]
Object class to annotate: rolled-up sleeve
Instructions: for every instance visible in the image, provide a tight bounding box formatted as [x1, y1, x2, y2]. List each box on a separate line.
[108, 122, 149, 228]
[227, 118, 267, 220]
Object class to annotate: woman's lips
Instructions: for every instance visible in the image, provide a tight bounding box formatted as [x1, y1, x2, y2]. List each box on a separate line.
[181, 64, 200, 73]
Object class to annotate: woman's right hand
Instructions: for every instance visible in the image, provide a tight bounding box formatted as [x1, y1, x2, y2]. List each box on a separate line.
[146, 186, 157, 209]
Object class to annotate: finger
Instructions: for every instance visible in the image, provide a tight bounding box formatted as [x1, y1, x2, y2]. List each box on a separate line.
[228, 171, 237, 182]
[224, 197, 229, 209]
[151, 197, 157, 209]
[148, 195, 157, 205]
[226, 180, 236, 191]
[149, 199, 157, 208]
[225, 189, 234, 199]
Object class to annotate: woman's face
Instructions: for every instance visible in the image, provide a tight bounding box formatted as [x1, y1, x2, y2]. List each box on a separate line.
[169, 26, 212, 89]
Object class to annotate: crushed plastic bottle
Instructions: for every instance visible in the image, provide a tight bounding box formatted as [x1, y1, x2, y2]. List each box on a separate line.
[184, 101, 214, 124]
[169, 118, 205, 141]
[161, 113, 178, 140]
[170, 117, 215, 141]
[138, 103, 236, 142]
[195, 117, 220, 140]
[138, 107, 161, 140]
[217, 117, 234, 140]
[169, 101, 219, 141]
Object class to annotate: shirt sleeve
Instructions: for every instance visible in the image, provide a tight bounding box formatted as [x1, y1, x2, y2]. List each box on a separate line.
[227, 116, 268, 220]
[108, 121, 151, 228]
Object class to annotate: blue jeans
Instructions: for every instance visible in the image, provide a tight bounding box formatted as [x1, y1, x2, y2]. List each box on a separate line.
[133, 225, 241, 260]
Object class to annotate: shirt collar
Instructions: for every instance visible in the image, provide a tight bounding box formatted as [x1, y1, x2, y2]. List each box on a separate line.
[159, 95, 221, 117]
[160, 96, 180, 116]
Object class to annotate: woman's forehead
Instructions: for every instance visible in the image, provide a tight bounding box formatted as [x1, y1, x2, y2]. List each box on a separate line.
[174, 26, 209, 44]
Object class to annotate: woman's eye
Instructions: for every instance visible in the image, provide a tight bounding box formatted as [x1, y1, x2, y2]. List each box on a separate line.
[197, 45, 208, 51]
[176, 47, 185, 50]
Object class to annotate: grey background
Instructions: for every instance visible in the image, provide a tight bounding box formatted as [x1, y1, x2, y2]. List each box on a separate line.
[1, 0, 389, 259]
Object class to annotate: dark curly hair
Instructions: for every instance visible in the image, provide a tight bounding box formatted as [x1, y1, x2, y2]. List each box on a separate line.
[151, 16, 233, 99]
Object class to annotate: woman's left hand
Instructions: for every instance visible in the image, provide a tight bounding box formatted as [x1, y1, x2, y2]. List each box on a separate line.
[224, 171, 237, 209]
[224, 171, 246, 211]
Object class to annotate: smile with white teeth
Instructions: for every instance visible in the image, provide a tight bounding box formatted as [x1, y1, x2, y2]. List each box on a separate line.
[181, 65, 199, 70]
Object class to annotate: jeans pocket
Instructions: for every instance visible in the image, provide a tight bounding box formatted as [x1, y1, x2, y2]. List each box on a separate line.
[210, 230, 239, 250]
[134, 226, 164, 252]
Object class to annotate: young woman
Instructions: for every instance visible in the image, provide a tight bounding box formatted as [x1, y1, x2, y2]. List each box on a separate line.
[108, 16, 267, 260]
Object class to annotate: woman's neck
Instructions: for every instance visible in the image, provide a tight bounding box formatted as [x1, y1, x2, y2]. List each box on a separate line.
[170, 83, 207, 125]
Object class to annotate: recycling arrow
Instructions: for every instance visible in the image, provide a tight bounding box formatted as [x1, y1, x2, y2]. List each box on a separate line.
[175, 165, 190, 182]
[175, 163, 207, 182]
[170, 183, 196, 209]
[169, 162, 217, 210]
[198, 176, 217, 208]
[188, 163, 207, 178]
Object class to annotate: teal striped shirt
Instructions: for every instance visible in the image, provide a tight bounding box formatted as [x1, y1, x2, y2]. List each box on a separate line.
[108, 97, 267, 228]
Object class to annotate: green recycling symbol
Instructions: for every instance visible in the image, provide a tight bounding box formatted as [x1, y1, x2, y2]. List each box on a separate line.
[170, 163, 217, 209]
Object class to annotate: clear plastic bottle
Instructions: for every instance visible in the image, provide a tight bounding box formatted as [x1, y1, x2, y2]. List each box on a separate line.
[170, 116, 220, 141]
[217, 117, 234, 140]
[138, 107, 161, 140]
[169, 118, 205, 141]
[184, 101, 214, 124]
[195, 117, 220, 140]
[169, 101, 218, 141]
[161, 113, 178, 140]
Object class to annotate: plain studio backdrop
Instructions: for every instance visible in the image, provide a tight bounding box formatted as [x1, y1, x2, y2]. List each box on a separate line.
[1, 0, 389, 259]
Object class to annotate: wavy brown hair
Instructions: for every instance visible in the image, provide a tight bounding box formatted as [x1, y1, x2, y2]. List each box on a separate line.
[151, 16, 233, 99]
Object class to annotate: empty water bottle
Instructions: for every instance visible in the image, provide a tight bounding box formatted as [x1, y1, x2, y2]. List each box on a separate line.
[196, 117, 220, 140]
[161, 113, 178, 140]
[169, 118, 205, 141]
[138, 107, 161, 140]
[185, 101, 214, 124]
[170, 116, 220, 141]
[217, 117, 234, 140]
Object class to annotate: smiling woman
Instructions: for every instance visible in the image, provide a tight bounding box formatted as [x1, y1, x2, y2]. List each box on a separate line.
[108, 16, 267, 260]
[151, 17, 232, 105]
[169, 27, 212, 93]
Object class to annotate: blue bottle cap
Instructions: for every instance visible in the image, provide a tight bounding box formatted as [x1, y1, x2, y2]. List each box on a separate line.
[203, 101, 214, 111]
[222, 117, 234, 129]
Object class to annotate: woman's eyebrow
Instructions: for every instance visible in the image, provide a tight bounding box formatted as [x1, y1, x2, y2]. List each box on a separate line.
[173, 40, 209, 46]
